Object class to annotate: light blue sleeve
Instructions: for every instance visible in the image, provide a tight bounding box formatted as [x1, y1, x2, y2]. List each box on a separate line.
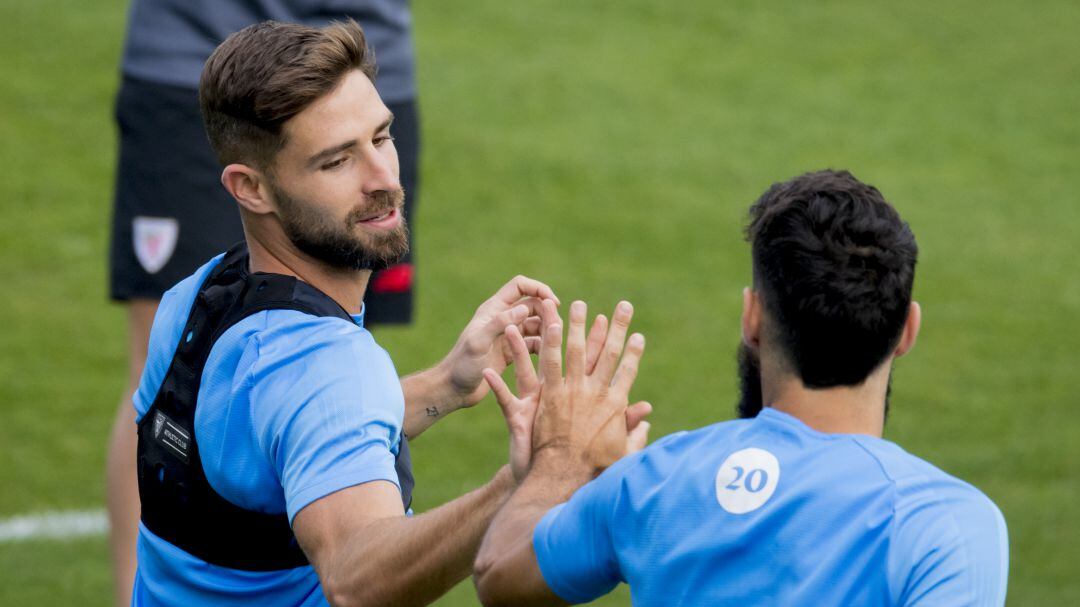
[532, 455, 643, 604]
[245, 316, 404, 524]
[892, 484, 1009, 606]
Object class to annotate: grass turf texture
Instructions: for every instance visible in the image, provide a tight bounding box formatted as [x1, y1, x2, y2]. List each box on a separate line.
[2, 0, 1078, 604]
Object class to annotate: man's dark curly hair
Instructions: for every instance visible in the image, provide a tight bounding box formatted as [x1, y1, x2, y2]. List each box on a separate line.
[746, 169, 918, 387]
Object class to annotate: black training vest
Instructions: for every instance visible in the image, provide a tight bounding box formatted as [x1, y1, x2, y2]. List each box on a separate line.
[136, 242, 415, 571]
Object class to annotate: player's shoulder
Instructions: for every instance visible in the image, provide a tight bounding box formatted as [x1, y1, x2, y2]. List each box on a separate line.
[634, 419, 735, 458]
[251, 307, 363, 349]
[653, 417, 755, 448]
[163, 254, 364, 355]
[612, 418, 754, 481]
[199, 281, 375, 393]
[895, 454, 1003, 529]
[155, 253, 226, 326]
[223, 306, 371, 379]
[852, 435, 995, 505]
[881, 446, 1009, 605]
[211, 307, 400, 457]
[858, 438, 1007, 553]
[630, 413, 799, 466]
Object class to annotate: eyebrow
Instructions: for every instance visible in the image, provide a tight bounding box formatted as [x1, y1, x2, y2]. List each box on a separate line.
[305, 112, 395, 168]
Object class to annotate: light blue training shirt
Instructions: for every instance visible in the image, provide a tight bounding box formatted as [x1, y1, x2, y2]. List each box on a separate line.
[131, 254, 406, 606]
[534, 408, 1009, 606]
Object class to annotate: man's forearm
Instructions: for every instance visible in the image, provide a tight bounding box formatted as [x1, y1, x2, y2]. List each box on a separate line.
[474, 457, 594, 606]
[323, 467, 515, 607]
[400, 364, 461, 437]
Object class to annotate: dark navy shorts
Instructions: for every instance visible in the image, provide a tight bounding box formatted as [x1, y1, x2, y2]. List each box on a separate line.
[108, 76, 418, 325]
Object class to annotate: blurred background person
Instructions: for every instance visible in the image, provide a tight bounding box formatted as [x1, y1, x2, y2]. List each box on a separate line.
[103, 2, 420, 604]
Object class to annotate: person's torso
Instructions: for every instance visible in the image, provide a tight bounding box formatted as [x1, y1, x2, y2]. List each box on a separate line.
[120, 0, 416, 102]
[612, 408, 991, 606]
[131, 254, 405, 606]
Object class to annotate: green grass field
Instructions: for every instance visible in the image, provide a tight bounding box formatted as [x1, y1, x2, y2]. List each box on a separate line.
[2, 0, 1078, 604]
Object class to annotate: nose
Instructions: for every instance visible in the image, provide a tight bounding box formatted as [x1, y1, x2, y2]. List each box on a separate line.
[361, 146, 400, 197]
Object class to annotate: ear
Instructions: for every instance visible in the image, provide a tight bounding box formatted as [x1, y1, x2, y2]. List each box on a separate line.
[741, 287, 762, 350]
[221, 163, 275, 215]
[894, 301, 921, 358]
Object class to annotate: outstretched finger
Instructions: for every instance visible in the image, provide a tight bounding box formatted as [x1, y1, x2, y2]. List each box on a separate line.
[611, 332, 646, 395]
[483, 368, 518, 418]
[566, 301, 587, 379]
[505, 325, 539, 395]
[592, 301, 634, 384]
[585, 313, 608, 375]
[538, 299, 563, 382]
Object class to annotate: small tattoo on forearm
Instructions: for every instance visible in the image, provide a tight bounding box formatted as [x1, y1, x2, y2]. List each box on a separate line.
[426, 406, 439, 417]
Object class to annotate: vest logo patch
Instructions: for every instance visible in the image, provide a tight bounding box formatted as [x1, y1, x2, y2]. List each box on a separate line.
[133, 216, 179, 274]
[153, 411, 191, 464]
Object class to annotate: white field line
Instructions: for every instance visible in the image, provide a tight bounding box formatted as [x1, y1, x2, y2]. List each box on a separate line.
[0, 509, 107, 543]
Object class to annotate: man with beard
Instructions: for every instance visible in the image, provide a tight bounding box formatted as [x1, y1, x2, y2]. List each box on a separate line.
[474, 170, 1010, 606]
[106, 5, 422, 602]
[129, 21, 571, 606]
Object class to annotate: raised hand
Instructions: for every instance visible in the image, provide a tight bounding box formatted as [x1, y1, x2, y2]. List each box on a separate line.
[484, 301, 652, 481]
[530, 299, 649, 478]
[439, 276, 558, 409]
[472, 300, 651, 606]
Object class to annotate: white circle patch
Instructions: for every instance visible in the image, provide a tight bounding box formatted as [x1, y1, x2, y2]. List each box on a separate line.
[715, 447, 781, 514]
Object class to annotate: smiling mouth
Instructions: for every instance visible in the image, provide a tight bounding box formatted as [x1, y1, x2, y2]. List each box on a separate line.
[356, 207, 401, 229]
[359, 208, 394, 222]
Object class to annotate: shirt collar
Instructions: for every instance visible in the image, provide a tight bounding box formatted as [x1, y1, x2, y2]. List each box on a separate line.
[352, 303, 366, 327]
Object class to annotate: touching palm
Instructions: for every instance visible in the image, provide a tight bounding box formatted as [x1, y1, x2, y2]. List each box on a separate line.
[484, 300, 653, 483]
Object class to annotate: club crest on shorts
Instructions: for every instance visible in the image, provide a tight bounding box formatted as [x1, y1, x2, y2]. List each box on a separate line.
[133, 216, 179, 274]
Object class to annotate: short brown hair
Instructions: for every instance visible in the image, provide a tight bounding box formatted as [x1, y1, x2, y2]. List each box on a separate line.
[199, 19, 376, 169]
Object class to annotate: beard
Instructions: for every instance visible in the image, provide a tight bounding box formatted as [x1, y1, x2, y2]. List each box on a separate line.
[736, 342, 764, 419]
[270, 181, 410, 272]
[735, 341, 893, 425]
